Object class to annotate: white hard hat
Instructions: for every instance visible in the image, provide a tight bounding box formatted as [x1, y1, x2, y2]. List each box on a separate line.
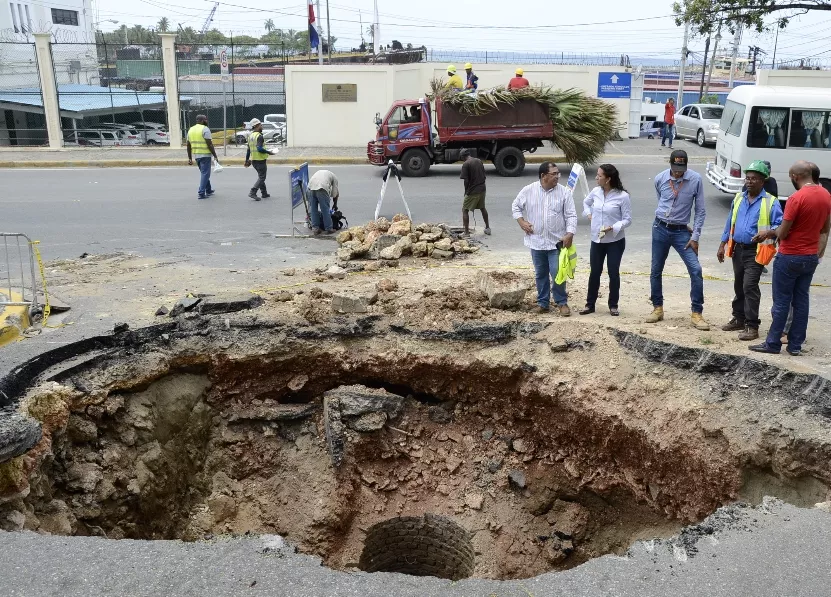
[249, 118, 262, 127]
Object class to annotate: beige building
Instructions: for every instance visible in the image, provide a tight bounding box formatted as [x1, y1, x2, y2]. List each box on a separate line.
[285, 63, 631, 147]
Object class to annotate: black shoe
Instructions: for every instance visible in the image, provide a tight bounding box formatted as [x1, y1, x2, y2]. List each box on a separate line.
[206, 190, 215, 197]
[261, 193, 271, 199]
[721, 317, 745, 332]
[786, 348, 802, 356]
[749, 342, 780, 355]
[248, 190, 258, 199]
[578, 306, 595, 315]
[197, 194, 206, 200]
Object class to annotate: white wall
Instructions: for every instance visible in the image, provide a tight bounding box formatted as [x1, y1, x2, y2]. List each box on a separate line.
[286, 63, 631, 147]
[757, 69, 831, 88]
[0, 0, 94, 38]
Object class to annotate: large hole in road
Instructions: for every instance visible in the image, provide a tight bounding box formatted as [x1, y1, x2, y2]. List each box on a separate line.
[2, 321, 830, 580]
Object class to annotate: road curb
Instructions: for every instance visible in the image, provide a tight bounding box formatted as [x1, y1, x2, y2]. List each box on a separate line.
[0, 154, 711, 169]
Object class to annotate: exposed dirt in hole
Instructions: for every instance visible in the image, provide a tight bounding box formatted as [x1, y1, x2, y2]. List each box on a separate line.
[2, 315, 831, 581]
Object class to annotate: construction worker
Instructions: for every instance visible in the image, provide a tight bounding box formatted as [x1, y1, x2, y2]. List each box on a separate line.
[186, 114, 219, 199]
[244, 118, 277, 201]
[508, 68, 530, 90]
[444, 65, 463, 90]
[463, 62, 479, 93]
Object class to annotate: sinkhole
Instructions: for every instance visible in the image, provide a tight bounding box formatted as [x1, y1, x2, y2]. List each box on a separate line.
[1, 322, 829, 581]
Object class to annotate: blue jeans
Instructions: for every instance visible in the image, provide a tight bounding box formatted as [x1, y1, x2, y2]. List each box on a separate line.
[661, 124, 675, 146]
[765, 253, 818, 352]
[650, 220, 704, 313]
[530, 248, 568, 308]
[309, 189, 333, 231]
[195, 156, 212, 197]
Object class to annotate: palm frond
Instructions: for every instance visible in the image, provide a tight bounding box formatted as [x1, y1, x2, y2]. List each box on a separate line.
[426, 81, 619, 165]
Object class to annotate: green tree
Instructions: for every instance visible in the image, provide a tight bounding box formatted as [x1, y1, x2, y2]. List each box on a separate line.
[157, 17, 170, 33]
[264, 19, 275, 33]
[673, 0, 831, 32]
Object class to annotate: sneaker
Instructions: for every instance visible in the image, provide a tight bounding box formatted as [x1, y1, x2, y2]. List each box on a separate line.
[312, 228, 322, 236]
[484, 227, 492, 236]
[557, 304, 571, 317]
[787, 347, 802, 356]
[206, 190, 215, 197]
[533, 305, 550, 314]
[322, 229, 336, 235]
[721, 317, 745, 332]
[749, 342, 780, 355]
[645, 306, 664, 323]
[691, 312, 710, 331]
[248, 190, 258, 200]
[261, 193, 271, 199]
[738, 326, 759, 341]
[197, 194, 206, 200]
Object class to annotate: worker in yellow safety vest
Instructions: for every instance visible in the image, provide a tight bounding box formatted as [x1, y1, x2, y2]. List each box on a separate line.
[244, 118, 277, 201]
[717, 160, 784, 341]
[186, 114, 219, 199]
[444, 64, 464, 91]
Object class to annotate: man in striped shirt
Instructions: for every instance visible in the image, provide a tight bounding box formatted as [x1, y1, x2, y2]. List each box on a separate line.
[512, 162, 578, 315]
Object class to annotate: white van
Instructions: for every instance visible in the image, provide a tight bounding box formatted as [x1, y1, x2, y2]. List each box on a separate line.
[706, 85, 831, 197]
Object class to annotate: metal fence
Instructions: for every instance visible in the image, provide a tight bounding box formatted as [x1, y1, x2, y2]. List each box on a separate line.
[178, 42, 287, 147]
[0, 42, 48, 146]
[0, 233, 39, 316]
[426, 49, 634, 67]
[51, 41, 171, 148]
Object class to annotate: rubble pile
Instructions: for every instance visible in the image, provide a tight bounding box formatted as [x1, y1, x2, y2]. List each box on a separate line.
[335, 215, 480, 263]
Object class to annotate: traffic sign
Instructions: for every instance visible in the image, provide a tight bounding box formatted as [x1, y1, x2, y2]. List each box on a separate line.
[220, 48, 229, 80]
[597, 72, 632, 99]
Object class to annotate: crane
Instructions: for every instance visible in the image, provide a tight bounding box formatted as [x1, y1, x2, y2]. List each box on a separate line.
[201, 2, 219, 36]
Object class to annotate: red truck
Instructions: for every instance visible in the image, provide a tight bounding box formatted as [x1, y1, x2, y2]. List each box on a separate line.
[367, 97, 554, 177]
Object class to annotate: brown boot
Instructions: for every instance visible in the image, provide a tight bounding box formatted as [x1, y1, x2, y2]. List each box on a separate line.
[533, 305, 550, 314]
[645, 306, 664, 323]
[721, 317, 745, 332]
[691, 312, 710, 331]
[738, 326, 759, 341]
[557, 304, 571, 317]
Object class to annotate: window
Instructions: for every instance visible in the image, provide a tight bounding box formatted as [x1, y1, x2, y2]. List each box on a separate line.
[387, 107, 409, 127]
[23, 4, 30, 32]
[789, 109, 831, 149]
[689, 107, 700, 119]
[747, 106, 789, 149]
[51, 8, 79, 26]
[679, 106, 691, 117]
[700, 106, 723, 120]
[9, 3, 19, 32]
[720, 100, 746, 137]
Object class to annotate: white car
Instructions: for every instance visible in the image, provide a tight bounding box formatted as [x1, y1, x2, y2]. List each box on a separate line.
[63, 130, 122, 147]
[128, 122, 171, 145]
[674, 104, 724, 147]
[98, 124, 144, 146]
[236, 121, 284, 145]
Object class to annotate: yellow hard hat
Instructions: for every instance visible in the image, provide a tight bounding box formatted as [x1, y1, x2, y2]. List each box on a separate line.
[516, 67, 524, 76]
[464, 62, 473, 70]
[447, 64, 457, 73]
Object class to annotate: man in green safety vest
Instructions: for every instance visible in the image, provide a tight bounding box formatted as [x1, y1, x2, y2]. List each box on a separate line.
[717, 160, 784, 341]
[244, 118, 278, 201]
[186, 114, 219, 199]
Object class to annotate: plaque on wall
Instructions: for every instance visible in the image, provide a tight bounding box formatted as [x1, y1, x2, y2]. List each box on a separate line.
[322, 84, 357, 102]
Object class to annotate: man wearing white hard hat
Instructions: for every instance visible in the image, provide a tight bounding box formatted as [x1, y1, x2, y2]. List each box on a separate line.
[244, 118, 277, 201]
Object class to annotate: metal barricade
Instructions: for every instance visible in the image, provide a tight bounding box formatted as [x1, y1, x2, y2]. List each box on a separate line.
[0, 233, 40, 316]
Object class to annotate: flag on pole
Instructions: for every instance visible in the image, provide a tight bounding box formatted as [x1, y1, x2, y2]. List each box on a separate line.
[308, 0, 320, 49]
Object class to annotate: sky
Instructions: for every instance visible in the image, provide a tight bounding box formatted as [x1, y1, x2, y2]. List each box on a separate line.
[93, 0, 831, 67]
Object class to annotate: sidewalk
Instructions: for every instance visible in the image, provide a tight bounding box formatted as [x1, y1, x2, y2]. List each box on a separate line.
[0, 138, 714, 168]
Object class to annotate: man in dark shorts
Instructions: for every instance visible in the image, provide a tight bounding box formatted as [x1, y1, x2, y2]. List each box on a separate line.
[460, 148, 491, 236]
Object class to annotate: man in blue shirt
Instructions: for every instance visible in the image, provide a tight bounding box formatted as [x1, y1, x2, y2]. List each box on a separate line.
[646, 150, 710, 330]
[717, 161, 783, 341]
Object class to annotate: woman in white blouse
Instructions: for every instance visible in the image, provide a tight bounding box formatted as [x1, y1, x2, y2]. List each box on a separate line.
[579, 164, 632, 316]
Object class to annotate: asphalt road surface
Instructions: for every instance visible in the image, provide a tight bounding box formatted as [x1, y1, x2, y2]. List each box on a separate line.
[2, 160, 741, 271]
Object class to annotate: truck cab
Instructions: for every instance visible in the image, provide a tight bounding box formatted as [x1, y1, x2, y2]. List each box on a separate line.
[367, 99, 431, 175]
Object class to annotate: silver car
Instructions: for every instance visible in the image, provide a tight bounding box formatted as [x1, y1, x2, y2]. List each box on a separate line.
[674, 104, 724, 147]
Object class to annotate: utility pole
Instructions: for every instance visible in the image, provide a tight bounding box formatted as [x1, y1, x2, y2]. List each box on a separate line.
[676, 19, 690, 108]
[326, 0, 332, 63]
[704, 23, 722, 97]
[698, 30, 711, 101]
[772, 20, 782, 68]
[728, 25, 742, 87]
[316, 0, 323, 65]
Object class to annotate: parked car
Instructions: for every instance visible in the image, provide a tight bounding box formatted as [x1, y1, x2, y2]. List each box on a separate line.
[640, 119, 664, 139]
[98, 124, 143, 146]
[264, 113, 286, 125]
[236, 121, 284, 145]
[128, 122, 171, 145]
[674, 104, 724, 146]
[63, 129, 122, 147]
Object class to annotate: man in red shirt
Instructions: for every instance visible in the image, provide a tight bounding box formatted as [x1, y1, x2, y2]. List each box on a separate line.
[750, 160, 831, 355]
[508, 68, 530, 90]
[661, 98, 676, 149]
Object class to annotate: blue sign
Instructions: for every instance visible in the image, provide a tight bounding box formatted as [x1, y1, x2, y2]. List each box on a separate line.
[289, 162, 309, 209]
[597, 72, 632, 99]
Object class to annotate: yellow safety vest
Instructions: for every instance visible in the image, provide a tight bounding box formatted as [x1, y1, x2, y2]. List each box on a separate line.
[187, 124, 211, 155]
[555, 245, 577, 285]
[727, 191, 778, 265]
[248, 131, 269, 161]
[445, 74, 464, 90]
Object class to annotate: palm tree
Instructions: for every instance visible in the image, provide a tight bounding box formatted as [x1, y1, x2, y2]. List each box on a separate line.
[157, 17, 170, 33]
[264, 19, 275, 33]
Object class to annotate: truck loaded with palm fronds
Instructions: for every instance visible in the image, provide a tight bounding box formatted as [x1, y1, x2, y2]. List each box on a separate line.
[366, 81, 618, 177]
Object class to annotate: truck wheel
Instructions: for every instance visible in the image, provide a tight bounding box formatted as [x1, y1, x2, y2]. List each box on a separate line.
[401, 148, 430, 177]
[494, 146, 525, 177]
